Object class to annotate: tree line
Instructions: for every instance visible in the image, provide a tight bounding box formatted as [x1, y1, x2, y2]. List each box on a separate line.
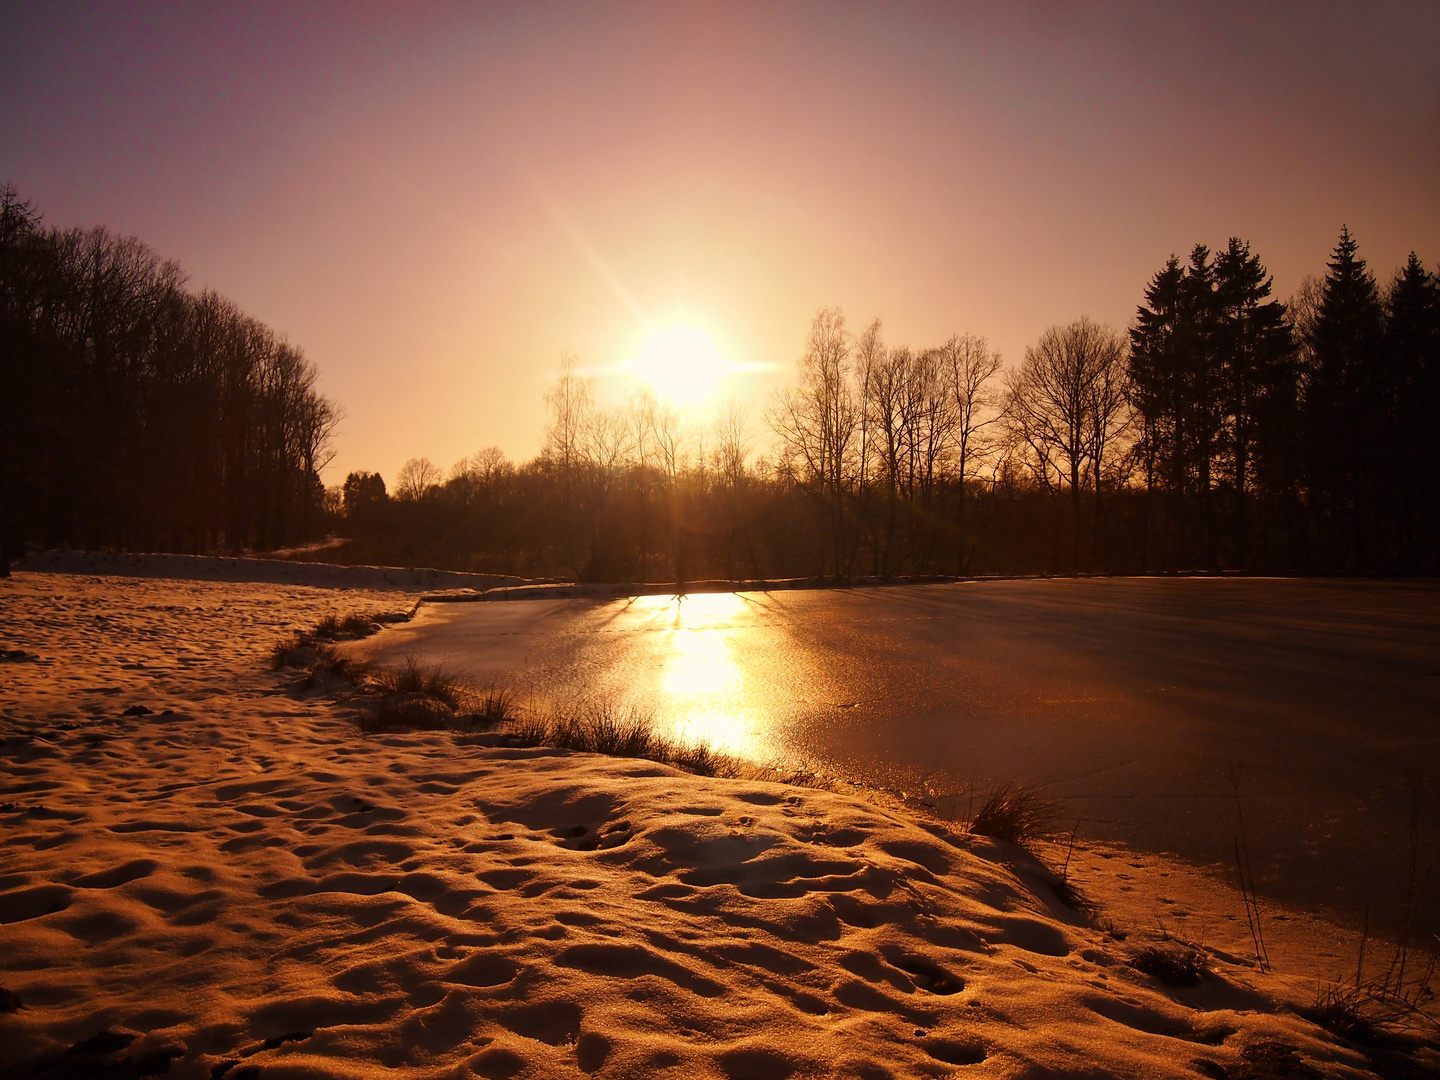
[336, 227, 1437, 581]
[0, 187, 340, 571]
[5, 185, 1431, 581]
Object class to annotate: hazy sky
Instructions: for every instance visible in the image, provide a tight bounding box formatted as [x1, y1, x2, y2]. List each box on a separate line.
[3, 2, 1437, 485]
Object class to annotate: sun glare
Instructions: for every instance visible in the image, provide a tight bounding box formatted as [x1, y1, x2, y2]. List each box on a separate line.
[627, 324, 729, 406]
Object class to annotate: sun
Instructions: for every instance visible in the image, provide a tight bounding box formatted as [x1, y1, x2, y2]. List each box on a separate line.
[626, 324, 729, 406]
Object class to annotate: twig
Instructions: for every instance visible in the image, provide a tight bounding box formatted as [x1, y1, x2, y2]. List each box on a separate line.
[1228, 763, 1270, 972]
[1061, 818, 1082, 884]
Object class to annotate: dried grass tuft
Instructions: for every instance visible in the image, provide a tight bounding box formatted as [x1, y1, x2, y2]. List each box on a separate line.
[1130, 944, 1205, 987]
[968, 782, 1055, 845]
[368, 656, 469, 711]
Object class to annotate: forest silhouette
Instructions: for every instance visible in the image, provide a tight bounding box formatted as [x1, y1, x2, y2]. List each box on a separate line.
[0, 186, 338, 573]
[3, 185, 1437, 581]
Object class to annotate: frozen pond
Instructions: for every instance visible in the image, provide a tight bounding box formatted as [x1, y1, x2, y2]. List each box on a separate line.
[358, 578, 1440, 935]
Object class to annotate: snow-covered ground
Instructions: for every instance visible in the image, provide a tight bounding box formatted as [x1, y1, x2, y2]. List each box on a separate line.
[1, 570, 1432, 1078]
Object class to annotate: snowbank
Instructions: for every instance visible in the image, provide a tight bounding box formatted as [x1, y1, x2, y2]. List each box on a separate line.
[15, 549, 528, 594]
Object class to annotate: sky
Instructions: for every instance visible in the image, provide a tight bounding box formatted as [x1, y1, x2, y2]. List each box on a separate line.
[3, 2, 1437, 485]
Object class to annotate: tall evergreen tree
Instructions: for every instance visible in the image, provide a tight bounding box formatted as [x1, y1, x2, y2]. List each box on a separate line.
[1384, 253, 1440, 570]
[1129, 255, 1185, 567]
[1213, 238, 1296, 567]
[1129, 246, 1226, 566]
[1302, 226, 1385, 569]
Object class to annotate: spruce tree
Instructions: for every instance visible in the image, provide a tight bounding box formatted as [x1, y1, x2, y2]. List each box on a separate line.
[1130, 255, 1189, 566]
[1213, 238, 1296, 567]
[1303, 226, 1385, 569]
[1384, 253, 1440, 570]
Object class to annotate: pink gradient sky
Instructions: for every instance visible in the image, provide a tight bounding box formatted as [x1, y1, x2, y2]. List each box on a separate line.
[3, 2, 1437, 485]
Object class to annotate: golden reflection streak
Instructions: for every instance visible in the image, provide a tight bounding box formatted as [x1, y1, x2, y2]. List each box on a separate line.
[623, 592, 760, 755]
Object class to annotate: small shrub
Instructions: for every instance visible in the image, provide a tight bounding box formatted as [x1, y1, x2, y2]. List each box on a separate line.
[969, 782, 1054, 845]
[1130, 944, 1204, 987]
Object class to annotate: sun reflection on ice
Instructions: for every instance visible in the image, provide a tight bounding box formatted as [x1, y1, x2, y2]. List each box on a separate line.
[622, 592, 766, 757]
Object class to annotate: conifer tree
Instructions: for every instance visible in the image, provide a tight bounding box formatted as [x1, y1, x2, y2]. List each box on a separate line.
[1303, 226, 1385, 568]
[1383, 253, 1440, 569]
[1213, 238, 1296, 566]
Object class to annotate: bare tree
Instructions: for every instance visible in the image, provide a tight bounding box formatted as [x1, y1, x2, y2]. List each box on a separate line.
[713, 399, 755, 578]
[906, 345, 955, 567]
[543, 351, 593, 475]
[627, 389, 660, 581]
[469, 445, 511, 486]
[1286, 274, 1324, 378]
[1005, 317, 1128, 572]
[851, 319, 884, 569]
[864, 341, 905, 572]
[395, 457, 442, 501]
[542, 352, 594, 571]
[863, 341, 956, 571]
[652, 397, 691, 583]
[582, 404, 633, 480]
[937, 333, 1004, 573]
[1083, 331, 1133, 568]
[767, 308, 858, 578]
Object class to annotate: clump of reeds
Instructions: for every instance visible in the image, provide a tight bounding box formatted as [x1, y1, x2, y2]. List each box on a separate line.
[470, 685, 519, 728]
[369, 656, 470, 711]
[357, 658, 521, 733]
[312, 642, 374, 683]
[270, 634, 373, 680]
[269, 610, 395, 672]
[968, 782, 1055, 845]
[1306, 908, 1438, 1048]
[507, 704, 742, 779]
[312, 612, 384, 641]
